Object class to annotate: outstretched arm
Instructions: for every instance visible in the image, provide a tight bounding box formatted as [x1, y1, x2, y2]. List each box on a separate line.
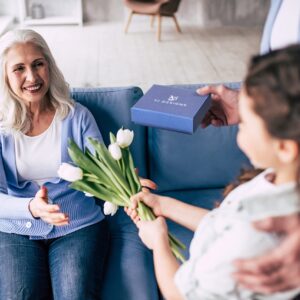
[127, 191, 209, 231]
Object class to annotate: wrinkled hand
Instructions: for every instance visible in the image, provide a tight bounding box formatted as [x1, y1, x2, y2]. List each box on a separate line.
[197, 85, 239, 128]
[125, 191, 163, 223]
[233, 213, 300, 294]
[136, 217, 169, 250]
[29, 186, 69, 226]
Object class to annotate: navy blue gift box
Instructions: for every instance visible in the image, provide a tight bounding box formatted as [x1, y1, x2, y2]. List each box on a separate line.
[131, 84, 211, 134]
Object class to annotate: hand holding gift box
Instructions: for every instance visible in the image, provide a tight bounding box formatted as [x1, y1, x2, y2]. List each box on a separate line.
[131, 85, 211, 134]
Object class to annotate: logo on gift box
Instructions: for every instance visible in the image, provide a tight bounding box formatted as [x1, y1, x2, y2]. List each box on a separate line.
[154, 94, 187, 107]
[168, 95, 178, 102]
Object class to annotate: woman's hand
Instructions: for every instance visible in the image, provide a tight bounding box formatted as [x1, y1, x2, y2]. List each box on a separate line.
[233, 214, 300, 293]
[197, 85, 240, 127]
[136, 217, 169, 250]
[125, 191, 164, 223]
[29, 186, 69, 226]
[139, 176, 157, 192]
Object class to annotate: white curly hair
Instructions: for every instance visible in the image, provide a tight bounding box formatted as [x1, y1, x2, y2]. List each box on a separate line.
[0, 29, 74, 134]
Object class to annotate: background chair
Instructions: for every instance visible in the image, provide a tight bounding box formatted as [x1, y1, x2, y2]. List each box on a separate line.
[123, 0, 182, 41]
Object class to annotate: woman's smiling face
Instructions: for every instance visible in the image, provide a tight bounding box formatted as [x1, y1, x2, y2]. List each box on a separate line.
[5, 42, 50, 107]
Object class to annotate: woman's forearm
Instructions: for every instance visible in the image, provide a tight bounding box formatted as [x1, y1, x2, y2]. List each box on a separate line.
[161, 197, 209, 231]
[0, 193, 34, 219]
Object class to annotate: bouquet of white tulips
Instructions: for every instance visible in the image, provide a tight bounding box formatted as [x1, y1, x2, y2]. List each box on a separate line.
[58, 128, 186, 262]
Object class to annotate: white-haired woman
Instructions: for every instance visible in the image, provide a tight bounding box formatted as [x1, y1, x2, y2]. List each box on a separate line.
[0, 29, 109, 299]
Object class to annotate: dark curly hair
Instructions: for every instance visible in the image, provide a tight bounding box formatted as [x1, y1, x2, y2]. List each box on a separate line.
[224, 44, 300, 197]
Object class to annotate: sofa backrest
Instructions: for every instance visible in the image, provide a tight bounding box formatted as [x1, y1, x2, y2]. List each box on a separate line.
[71, 84, 250, 193]
[148, 126, 249, 192]
[71, 86, 148, 177]
[147, 84, 249, 192]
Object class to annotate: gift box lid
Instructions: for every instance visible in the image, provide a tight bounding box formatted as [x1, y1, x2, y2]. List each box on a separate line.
[131, 84, 211, 134]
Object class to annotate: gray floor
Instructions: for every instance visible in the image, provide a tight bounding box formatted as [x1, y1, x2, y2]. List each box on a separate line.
[31, 21, 262, 91]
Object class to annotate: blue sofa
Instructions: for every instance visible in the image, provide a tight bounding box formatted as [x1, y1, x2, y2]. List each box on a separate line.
[71, 83, 249, 300]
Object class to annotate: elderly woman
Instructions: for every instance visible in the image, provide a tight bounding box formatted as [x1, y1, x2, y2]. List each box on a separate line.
[0, 29, 109, 299]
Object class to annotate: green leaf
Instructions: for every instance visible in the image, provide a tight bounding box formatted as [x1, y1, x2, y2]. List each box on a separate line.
[85, 148, 124, 193]
[68, 140, 103, 178]
[69, 140, 130, 200]
[119, 148, 127, 177]
[168, 232, 186, 250]
[121, 148, 136, 194]
[126, 167, 135, 194]
[83, 174, 105, 185]
[127, 149, 141, 191]
[109, 132, 116, 144]
[88, 151, 129, 198]
[70, 180, 126, 206]
[88, 138, 132, 196]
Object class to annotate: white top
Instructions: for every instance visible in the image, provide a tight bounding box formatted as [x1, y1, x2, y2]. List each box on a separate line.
[270, 0, 300, 50]
[175, 169, 300, 300]
[14, 112, 61, 186]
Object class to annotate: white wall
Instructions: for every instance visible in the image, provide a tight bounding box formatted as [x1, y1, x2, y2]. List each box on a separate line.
[0, 0, 19, 20]
[83, 0, 270, 26]
[178, 0, 270, 26]
[0, 0, 271, 27]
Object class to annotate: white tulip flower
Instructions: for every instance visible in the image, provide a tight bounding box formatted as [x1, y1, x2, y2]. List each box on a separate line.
[116, 128, 134, 148]
[108, 143, 122, 160]
[103, 201, 118, 216]
[57, 163, 83, 182]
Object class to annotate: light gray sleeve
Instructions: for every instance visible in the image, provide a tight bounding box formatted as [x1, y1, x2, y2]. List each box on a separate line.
[0, 193, 34, 219]
[243, 186, 300, 221]
[174, 221, 282, 300]
[0, 147, 34, 220]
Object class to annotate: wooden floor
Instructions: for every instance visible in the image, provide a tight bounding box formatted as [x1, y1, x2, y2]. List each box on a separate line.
[32, 21, 262, 91]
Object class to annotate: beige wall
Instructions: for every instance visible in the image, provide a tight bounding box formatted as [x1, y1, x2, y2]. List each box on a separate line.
[83, 0, 270, 26]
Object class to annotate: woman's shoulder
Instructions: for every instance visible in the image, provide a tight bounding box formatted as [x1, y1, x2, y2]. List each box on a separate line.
[73, 101, 91, 114]
[69, 102, 94, 120]
[66, 101, 99, 134]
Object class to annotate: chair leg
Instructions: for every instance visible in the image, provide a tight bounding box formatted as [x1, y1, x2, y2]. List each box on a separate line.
[150, 15, 155, 28]
[124, 11, 134, 33]
[157, 14, 162, 41]
[172, 15, 182, 33]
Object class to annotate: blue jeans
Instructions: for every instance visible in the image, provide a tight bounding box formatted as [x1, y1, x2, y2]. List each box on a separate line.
[101, 209, 161, 300]
[0, 221, 109, 300]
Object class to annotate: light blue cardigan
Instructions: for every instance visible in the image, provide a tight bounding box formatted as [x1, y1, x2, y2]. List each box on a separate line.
[260, 0, 300, 54]
[0, 103, 104, 239]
